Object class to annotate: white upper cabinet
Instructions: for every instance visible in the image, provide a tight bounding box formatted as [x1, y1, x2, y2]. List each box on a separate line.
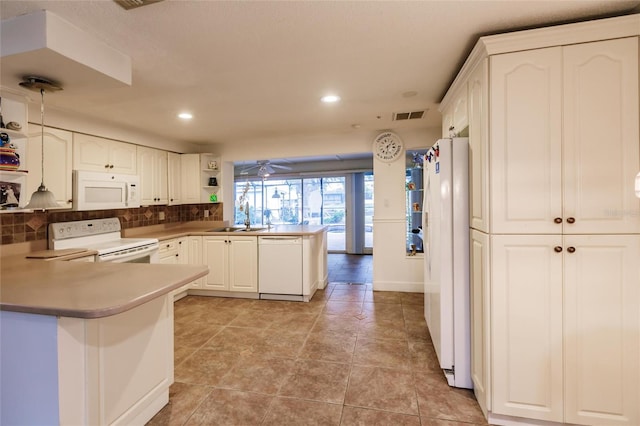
[26, 125, 73, 209]
[137, 146, 168, 206]
[441, 85, 469, 137]
[490, 47, 563, 234]
[490, 38, 640, 235]
[167, 152, 182, 206]
[181, 154, 201, 205]
[73, 133, 137, 175]
[467, 58, 489, 233]
[562, 37, 640, 234]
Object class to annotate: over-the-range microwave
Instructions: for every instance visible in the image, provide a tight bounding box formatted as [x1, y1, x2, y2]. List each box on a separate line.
[72, 170, 141, 211]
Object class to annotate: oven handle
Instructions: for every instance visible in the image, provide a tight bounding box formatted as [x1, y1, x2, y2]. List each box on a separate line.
[98, 243, 159, 263]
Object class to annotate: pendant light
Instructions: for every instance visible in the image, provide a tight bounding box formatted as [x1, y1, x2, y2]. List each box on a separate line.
[21, 76, 62, 210]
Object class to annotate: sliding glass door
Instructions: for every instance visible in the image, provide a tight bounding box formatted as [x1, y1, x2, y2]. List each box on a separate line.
[234, 174, 371, 253]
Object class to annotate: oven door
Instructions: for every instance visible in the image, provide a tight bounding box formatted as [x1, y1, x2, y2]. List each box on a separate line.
[98, 243, 159, 263]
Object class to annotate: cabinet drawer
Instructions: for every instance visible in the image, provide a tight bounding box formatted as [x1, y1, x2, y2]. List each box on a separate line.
[158, 240, 179, 255]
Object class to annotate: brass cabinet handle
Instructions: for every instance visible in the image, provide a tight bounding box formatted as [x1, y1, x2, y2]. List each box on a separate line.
[554, 246, 563, 253]
[567, 246, 576, 253]
[566, 217, 575, 224]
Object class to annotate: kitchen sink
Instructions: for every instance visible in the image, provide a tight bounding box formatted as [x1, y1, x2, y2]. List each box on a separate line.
[234, 227, 267, 232]
[206, 227, 267, 232]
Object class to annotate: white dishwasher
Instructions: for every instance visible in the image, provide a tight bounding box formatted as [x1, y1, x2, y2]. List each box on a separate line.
[258, 236, 303, 301]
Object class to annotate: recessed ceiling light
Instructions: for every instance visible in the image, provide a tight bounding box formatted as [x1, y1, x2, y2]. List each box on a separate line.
[321, 95, 341, 103]
[178, 112, 193, 120]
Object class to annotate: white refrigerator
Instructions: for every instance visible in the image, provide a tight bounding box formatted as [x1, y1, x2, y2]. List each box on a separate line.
[422, 137, 472, 389]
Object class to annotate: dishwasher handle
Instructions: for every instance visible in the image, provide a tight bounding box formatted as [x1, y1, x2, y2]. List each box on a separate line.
[259, 236, 302, 244]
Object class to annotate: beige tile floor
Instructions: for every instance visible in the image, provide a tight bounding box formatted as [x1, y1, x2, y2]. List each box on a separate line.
[147, 284, 487, 425]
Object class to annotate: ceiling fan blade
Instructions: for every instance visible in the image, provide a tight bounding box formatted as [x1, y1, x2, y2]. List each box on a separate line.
[271, 164, 292, 170]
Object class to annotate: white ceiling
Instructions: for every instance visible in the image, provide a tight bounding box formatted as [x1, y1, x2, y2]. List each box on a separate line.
[1, 0, 639, 148]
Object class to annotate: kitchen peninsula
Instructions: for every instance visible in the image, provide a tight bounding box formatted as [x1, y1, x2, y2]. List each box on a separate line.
[0, 253, 209, 425]
[125, 222, 329, 302]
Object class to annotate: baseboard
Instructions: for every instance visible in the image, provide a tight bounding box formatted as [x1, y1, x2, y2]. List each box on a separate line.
[372, 280, 424, 293]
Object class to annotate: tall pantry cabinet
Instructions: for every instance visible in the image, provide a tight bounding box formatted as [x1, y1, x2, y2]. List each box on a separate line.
[440, 15, 640, 426]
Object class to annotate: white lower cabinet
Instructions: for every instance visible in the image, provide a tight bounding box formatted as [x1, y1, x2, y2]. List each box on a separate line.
[491, 234, 564, 423]
[157, 238, 184, 265]
[489, 234, 640, 425]
[563, 235, 640, 426]
[469, 230, 490, 416]
[202, 235, 257, 293]
[186, 236, 204, 289]
[157, 238, 189, 300]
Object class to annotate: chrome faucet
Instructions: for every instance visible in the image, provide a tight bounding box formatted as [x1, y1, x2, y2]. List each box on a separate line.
[244, 201, 250, 230]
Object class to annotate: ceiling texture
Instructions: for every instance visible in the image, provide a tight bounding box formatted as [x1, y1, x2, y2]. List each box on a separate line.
[1, 0, 639, 150]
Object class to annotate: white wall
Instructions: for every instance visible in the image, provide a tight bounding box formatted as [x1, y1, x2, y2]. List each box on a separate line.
[371, 126, 440, 292]
[217, 127, 436, 162]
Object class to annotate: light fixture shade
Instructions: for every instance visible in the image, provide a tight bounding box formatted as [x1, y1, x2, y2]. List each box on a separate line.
[272, 188, 280, 198]
[25, 185, 60, 210]
[20, 78, 62, 210]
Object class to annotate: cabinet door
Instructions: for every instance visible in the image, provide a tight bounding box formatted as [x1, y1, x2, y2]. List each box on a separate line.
[108, 140, 137, 174]
[155, 149, 168, 204]
[563, 37, 640, 234]
[491, 234, 564, 422]
[137, 147, 156, 205]
[470, 229, 490, 416]
[180, 154, 200, 204]
[452, 89, 468, 135]
[202, 237, 228, 290]
[228, 236, 257, 292]
[187, 236, 203, 289]
[441, 106, 453, 138]
[167, 152, 181, 205]
[564, 235, 640, 426]
[468, 58, 489, 233]
[26, 125, 73, 208]
[73, 133, 111, 172]
[157, 239, 180, 264]
[73, 134, 136, 174]
[137, 147, 167, 205]
[490, 48, 563, 234]
[176, 238, 187, 265]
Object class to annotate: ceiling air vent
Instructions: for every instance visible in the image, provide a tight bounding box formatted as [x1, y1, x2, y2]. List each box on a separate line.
[393, 110, 425, 121]
[114, 0, 164, 10]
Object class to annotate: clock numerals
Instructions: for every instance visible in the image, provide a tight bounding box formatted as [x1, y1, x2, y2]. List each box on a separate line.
[374, 132, 403, 162]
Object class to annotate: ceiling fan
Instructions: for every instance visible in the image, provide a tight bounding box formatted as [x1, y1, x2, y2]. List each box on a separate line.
[240, 160, 292, 178]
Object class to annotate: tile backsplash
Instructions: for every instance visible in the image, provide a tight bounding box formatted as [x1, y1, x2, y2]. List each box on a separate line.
[0, 203, 223, 245]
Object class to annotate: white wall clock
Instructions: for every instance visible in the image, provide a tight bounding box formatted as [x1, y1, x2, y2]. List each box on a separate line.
[373, 131, 404, 163]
